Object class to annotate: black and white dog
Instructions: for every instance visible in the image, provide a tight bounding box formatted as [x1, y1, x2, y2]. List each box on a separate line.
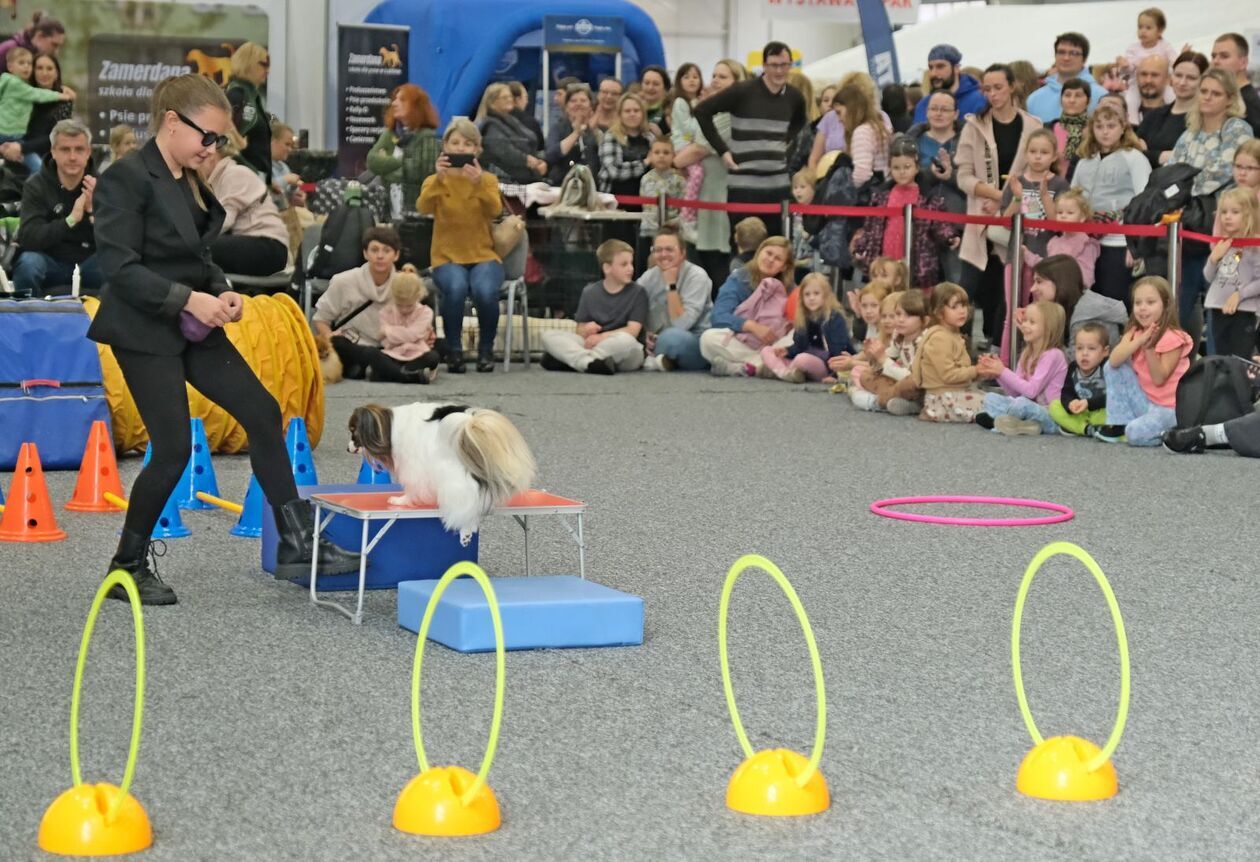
[348, 402, 536, 544]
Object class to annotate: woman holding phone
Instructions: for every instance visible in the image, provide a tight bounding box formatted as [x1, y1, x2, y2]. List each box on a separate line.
[89, 74, 358, 605]
[418, 117, 505, 374]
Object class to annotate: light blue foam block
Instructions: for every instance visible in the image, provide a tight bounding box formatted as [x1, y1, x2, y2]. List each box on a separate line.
[398, 575, 644, 652]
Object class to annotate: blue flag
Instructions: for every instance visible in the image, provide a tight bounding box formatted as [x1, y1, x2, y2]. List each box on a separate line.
[855, 0, 901, 87]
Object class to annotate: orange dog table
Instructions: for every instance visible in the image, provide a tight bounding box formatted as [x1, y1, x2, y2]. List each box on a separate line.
[309, 490, 587, 624]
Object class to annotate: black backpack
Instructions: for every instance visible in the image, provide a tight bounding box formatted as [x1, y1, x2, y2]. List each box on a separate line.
[1123, 162, 1200, 261]
[1174, 356, 1255, 429]
[309, 192, 377, 280]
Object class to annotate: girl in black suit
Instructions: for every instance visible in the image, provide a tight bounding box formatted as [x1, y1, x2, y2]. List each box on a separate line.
[90, 74, 357, 605]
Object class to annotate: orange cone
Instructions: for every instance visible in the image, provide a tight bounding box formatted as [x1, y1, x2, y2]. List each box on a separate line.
[0, 443, 67, 542]
[66, 420, 125, 512]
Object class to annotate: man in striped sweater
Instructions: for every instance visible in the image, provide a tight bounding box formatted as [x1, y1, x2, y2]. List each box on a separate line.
[693, 41, 806, 238]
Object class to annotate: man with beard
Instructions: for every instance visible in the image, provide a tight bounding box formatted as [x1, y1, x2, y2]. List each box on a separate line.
[1130, 55, 1171, 124]
[911, 44, 986, 124]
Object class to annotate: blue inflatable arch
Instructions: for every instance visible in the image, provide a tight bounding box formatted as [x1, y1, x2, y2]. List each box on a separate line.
[365, 0, 667, 125]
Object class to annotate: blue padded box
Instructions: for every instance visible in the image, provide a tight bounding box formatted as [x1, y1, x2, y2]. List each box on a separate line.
[260, 483, 478, 591]
[398, 575, 644, 652]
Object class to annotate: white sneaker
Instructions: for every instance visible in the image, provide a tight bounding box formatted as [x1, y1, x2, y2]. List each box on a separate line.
[849, 389, 879, 411]
[642, 356, 664, 372]
[709, 357, 748, 377]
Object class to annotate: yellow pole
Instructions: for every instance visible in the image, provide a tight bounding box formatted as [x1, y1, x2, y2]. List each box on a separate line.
[195, 492, 244, 515]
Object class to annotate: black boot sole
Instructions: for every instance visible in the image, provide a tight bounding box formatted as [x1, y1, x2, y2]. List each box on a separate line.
[273, 559, 361, 581]
[106, 584, 178, 606]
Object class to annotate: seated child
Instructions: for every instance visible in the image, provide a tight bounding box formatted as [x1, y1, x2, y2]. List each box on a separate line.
[1049, 322, 1110, 436]
[833, 289, 897, 387]
[844, 278, 892, 344]
[975, 300, 1069, 436]
[540, 239, 649, 374]
[731, 217, 768, 271]
[1093, 275, 1193, 445]
[850, 288, 928, 414]
[910, 283, 988, 423]
[760, 273, 852, 383]
[370, 272, 439, 383]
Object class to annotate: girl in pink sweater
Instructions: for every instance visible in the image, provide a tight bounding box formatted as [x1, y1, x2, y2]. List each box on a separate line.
[372, 272, 439, 383]
[974, 300, 1069, 435]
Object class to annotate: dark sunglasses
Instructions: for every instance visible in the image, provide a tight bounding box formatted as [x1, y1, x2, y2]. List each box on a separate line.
[174, 111, 228, 150]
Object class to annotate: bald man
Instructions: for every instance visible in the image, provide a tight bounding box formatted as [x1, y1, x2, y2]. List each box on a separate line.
[1130, 55, 1171, 124]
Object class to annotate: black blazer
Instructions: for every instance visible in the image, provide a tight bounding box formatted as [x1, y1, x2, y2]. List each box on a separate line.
[88, 138, 228, 355]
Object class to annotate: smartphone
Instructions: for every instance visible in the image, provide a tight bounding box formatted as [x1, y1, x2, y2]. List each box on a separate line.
[933, 150, 949, 170]
[446, 153, 475, 168]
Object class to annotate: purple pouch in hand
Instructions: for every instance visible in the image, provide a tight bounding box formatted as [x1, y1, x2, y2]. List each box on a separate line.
[179, 311, 213, 342]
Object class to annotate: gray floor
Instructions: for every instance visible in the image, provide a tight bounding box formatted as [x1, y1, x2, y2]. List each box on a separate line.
[3, 368, 1259, 861]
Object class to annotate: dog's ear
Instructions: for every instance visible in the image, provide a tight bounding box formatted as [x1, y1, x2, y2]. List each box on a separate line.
[349, 404, 392, 464]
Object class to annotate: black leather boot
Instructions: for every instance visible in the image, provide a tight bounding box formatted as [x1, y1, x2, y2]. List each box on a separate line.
[106, 528, 178, 606]
[273, 499, 361, 581]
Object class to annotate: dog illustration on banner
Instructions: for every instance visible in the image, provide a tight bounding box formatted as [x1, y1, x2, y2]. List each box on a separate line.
[379, 43, 402, 68]
[186, 43, 237, 85]
[348, 402, 536, 545]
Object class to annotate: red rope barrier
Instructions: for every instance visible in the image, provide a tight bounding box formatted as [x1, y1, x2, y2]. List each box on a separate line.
[1182, 231, 1260, 247]
[1022, 218, 1164, 238]
[790, 203, 900, 218]
[910, 208, 1009, 228]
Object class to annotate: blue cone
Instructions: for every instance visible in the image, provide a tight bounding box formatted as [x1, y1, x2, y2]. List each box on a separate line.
[356, 457, 393, 485]
[176, 418, 220, 509]
[230, 474, 264, 538]
[140, 445, 191, 539]
[285, 417, 318, 486]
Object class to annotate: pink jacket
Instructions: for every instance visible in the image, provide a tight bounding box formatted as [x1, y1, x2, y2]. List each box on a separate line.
[997, 347, 1068, 406]
[955, 109, 1042, 271]
[730, 277, 792, 349]
[1024, 231, 1100, 290]
[379, 303, 435, 362]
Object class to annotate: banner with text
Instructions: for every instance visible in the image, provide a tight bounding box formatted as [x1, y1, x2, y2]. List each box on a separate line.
[337, 23, 409, 178]
[86, 35, 256, 148]
[762, 0, 919, 27]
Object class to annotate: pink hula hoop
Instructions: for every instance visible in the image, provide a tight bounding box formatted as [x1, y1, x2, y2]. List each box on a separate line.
[869, 496, 1074, 527]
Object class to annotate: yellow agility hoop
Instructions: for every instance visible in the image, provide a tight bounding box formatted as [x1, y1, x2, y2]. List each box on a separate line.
[410, 562, 505, 807]
[1012, 542, 1130, 773]
[70, 569, 146, 824]
[718, 555, 826, 788]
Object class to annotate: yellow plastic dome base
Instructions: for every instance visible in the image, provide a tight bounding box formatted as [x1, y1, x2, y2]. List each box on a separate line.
[1017, 736, 1118, 801]
[726, 749, 830, 816]
[38, 783, 153, 856]
[393, 766, 501, 836]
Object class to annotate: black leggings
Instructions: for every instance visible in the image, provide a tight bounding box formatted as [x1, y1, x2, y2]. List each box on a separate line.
[210, 235, 288, 279]
[367, 350, 439, 382]
[1211, 309, 1257, 360]
[114, 338, 298, 537]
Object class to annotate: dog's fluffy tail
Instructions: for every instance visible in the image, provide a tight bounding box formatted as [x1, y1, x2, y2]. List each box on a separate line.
[455, 410, 536, 504]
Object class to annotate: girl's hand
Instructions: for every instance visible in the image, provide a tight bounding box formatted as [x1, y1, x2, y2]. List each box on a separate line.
[1210, 238, 1234, 264]
[980, 198, 998, 216]
[462, 159, 483, 181]
[436, 153, 452, 172]
[1014, 307, 1027, 325]
[1224, 291, 1242, 315]
[773, 346, 788, 358]
[1068, 398, 1088, 414]
[865, 339, 885, 362]
[845, 289, 860, 314]
[185, 291, 230, 328]
[948, 236, 961, 249]
[219, 291, 244, 323]
[61, 85, 76, 100]
[828, 354, 853, 372]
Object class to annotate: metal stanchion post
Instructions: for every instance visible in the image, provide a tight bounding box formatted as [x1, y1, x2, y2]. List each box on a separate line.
[657, 191, 668, 232]
[1167, 220, 1181, 305]
[903, 203, 914, 267]
[1007, 212, 1024, 369]
[781, 199, 793, 243]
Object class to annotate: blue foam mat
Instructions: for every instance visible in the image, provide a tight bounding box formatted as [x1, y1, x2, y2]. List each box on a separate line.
[398, 575, 644, 652]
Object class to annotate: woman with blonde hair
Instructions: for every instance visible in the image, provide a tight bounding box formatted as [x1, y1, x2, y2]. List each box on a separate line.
[89, 74, 359, 604]
[598, 92, 653, 194]
[419, 117, 505, 374]
[477, 81, 547, 182]
[225, 41, 272, 176]
[198, 128, 290, 279]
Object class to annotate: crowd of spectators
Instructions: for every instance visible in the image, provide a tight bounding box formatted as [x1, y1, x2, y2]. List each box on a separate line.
[6, 7, 1260, 454]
